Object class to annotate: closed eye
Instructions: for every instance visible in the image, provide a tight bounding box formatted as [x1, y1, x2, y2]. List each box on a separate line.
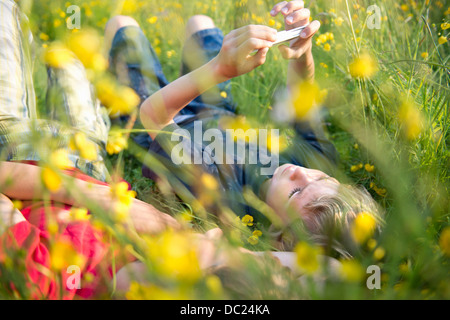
[288, 187, 303, 199]
[288, 176, 332, 199]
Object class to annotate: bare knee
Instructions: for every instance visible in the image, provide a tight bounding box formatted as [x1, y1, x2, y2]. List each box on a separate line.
[104, 15, 139, 50]
[185, 15, 215, 39]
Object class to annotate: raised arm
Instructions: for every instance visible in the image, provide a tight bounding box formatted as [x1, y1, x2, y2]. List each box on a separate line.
[270, 1, 320, 85]
[139, 25, 277, 138]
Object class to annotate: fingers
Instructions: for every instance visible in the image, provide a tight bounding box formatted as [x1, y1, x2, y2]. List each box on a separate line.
[250, 46, 269, 67]
[299, 19, 320, 39]
[234, 25, 277, 47]
[270, 0, 304, 17]
[285, 8, 310, 27]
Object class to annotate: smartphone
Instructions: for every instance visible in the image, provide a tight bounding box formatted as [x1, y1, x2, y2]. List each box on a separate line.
[273, 24, 309, 45]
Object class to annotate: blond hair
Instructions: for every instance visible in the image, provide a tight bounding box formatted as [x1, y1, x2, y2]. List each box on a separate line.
[274, 185, 384, 259]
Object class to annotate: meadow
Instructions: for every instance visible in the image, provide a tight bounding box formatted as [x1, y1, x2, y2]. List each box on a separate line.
[0, 0, 448, 299]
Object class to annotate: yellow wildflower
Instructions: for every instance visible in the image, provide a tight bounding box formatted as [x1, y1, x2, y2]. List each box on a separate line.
[51, 240, 85, 270]
[291, 81, 324, 119]
[50, 149, 72, 170]
[373, 247, 386, 260]
[95, 76, 140, 115]
[241, 214, 254, 227]
[247, 235, 259, 245]
[439, 227, 450, 257]
[364, 163, 375, 172]
[42, 167, 62, 192]
[334, 17, 344, 26]
[339, 259, 365, 282]
[351, 212, 377, 244]
[295, 241, 322, 274]
[348, 53, 378, 79]
[421, 52, 429, 59]
[397, 99, 424, 140]
[442, 23, 450, 30]
[145, 230, 202, 283]
[350, 163, 363, 172]
[70, 207, 90, 221]
[323, 43, 331, 51]
[220, 91, 228, 99]
[253, 230, 262, 237]
[147, 16, 158, 24]
[106, 131, 128, 155]
[438, 36, 448, 45]
[126, 281, 189, 300]
[39, 33, 49, 41]
[70, 132, 98, 161]
[44, 43, 74, 68]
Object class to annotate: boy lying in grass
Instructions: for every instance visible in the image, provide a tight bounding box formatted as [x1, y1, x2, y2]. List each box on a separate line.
[106, 0, 384, 259]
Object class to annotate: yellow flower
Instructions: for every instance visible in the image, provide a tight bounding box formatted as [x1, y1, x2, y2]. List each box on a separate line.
[144, 230, 202, 283]
[43, 43, 74, 68]
[295, 241, 322, 274]
[49, 149, 72, 170]
[421, 52, 429, 59]
[220, 115, 255, 142]
[147, 16, 158, 24]
[348, 53, 378, 79]
[252, 230, 262, 237]
[397, 100, 424, 140]
[247, 235, 259, 245]
[241, 214, 254, 227]
[268, 18, 276, 27]
[39, 33, 49, 41]
[351, 212, 377, 244]
[106, 131, 128, 155]
[48, 220, 59, 235]
[400, 4, 409, 11]
[439, 227, 450, 257]
[42, 167, 62, 192]
[201, 173, 218, 190]
[350, 164, 363, 172]
[323, 43, 331, 51]
[291, 81, 324, 119]
[126, 281, 189, 300]
[12, 200, 23, 211]
[339, 259, 365, 282]
[364, 163, 375, 172]
[441, 22, 450, 30]
[70, 132, 98, 161]
[70, 207, 90, 221]
[205, 275, 223, 296]
[266, 132, 288, 153]
[95, 76, 140, 115]
[67, 30, 103, 70]
[438, 36, 448, 45]
[220, 91, 228, 99]
[111, 181, 136, 206]
[334, 17, 344, 26]
[318, 33, 328, 44]
[51, 240, 85, 270]
[373, 247, 386, 260]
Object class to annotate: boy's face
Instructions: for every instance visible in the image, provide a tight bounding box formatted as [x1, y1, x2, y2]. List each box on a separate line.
[265, 164, 340, 229]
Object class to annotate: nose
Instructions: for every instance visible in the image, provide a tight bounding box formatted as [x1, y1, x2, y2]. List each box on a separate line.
[288, 166, 312, 183]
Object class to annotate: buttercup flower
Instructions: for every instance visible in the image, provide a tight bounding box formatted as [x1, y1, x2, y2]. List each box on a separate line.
[351, 212, 377, 244]
[241, 214, 254, 227]
[295, 241, 322, 274]
[348, 53, 378, 79]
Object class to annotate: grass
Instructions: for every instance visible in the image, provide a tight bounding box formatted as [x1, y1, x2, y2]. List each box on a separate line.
[1, 0, 448, 299]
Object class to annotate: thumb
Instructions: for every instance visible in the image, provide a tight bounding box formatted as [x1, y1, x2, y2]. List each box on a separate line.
[278, 44, 298, 59]
[250, 47, 270, 68]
